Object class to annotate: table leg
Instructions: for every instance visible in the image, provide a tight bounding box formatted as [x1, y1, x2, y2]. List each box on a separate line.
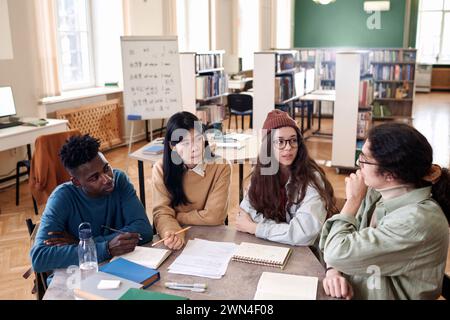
[318, 100, 322, 132]
[27, 144, 32, 161]
[145, 120, 150, 142]
[239, 163, 243, 203]
[138, 160, 146, 209]
[301, 102, 305, 134]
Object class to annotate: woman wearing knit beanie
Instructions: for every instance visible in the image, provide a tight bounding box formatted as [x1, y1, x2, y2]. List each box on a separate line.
[236, 110, 338, 246]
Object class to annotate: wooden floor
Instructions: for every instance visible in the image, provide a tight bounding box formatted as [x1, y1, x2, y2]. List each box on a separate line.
[0, 92, 449, 299]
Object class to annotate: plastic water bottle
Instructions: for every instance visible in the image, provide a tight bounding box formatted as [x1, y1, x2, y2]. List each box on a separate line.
[78, 222, 98, 279]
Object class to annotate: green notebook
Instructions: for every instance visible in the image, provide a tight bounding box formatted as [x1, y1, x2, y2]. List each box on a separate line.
[119, 288, 188, 300]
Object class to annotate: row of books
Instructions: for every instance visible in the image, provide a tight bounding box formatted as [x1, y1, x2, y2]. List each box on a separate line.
[374, 82, 413, 99]
[196, 53, 223, 73]
[371, 50, 416, 63]
[196, 72, 227, 100]
[276, 53, 295, 72]
[196, 104, 226, 125]
[320, 64, 335, 81]
[275, 75, 294, 104]
[372, 65, 415, 81]
[357, 111, 372, 139]
[320, 51, 336, 62]
[298, 50, 316, 62]
[359, 79, 374, 108]
[360, 53, 372, 75]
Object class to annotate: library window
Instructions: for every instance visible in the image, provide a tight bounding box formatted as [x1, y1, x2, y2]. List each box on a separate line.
[55, 0, 95, 90]
[176, 0, 211, 52]
[237, 0, 260, 71]
[416, 0, 450, 63]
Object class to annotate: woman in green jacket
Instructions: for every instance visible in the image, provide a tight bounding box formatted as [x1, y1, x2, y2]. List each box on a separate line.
[320, 123, 450, 300]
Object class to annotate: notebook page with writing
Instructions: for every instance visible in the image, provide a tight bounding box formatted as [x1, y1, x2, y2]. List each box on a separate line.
[232, 242, 292, 268]
[111, 246, 171, 269]
[254, 272, 318, 300]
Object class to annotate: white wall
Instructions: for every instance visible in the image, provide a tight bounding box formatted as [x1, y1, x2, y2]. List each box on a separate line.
[0, 0, 14, 60]
[0, 0, 44, 180]
[126, 0, 164, 35]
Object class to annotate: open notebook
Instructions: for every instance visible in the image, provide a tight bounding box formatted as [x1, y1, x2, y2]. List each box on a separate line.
[111, 246, 171, 269]
[232, 242, 292, 269]
[254, 272, 318, 300]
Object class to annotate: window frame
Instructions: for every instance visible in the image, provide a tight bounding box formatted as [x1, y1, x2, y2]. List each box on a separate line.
[416, 0, 450, 64]
[54, 0, 96, 91]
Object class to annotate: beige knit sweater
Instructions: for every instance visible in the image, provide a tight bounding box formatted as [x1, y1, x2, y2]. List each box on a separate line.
[152, 159, 232, 241]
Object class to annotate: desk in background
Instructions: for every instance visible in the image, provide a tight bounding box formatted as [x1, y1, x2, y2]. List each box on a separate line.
[299, 90, 335, 139]
[43, 225, 331, 300]
[228, 77, 253, 92]
[0, 118, 69, 153]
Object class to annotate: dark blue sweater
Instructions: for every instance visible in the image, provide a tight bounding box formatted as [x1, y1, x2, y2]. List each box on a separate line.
[30, 169, 153, 273]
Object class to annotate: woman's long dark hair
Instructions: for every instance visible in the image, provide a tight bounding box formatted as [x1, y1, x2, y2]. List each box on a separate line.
[248, 126, 338, 222]
[163, 111, 210, 207]
[368, 122, 450, 223]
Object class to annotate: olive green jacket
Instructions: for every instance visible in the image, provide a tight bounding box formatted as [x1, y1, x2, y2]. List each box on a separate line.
[320, 187, 448, 300]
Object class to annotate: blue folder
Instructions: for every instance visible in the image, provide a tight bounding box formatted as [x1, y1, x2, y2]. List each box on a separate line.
[99, 258, 160, 289]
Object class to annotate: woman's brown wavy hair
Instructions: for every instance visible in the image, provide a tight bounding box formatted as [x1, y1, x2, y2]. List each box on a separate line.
[247, 126, 338, 222]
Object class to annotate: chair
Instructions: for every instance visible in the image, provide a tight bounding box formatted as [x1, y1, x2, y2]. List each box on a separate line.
[227, 93, 253, 130]
[23, 219, 48, 300]
[28, 129, 81, 208]
[16, 157, 39, 215]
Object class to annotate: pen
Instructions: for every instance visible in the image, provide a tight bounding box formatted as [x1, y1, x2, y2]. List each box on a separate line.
[165, 282, 207, 289]
[101, 225, 143, 241]
[151, 226, 192, 247]
[166, 286, 206, 293]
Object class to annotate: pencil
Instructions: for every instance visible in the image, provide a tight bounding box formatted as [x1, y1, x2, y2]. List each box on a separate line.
[101, 225, 143, 241]
[151, 226, 192, 247]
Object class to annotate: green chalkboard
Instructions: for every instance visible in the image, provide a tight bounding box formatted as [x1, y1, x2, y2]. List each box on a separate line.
[294, 0, 411, 48]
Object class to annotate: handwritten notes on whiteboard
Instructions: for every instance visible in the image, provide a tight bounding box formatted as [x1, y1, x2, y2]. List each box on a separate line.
[121, 36, 182, 120]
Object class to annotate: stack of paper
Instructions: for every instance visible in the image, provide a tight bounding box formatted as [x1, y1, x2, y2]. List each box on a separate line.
[254, 272, 318, 300]
[168, 239, 237, 279]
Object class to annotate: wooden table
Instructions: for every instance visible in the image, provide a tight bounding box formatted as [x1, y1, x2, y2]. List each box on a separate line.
[299, 90, 335, 139]
[43, 225, 330, 300]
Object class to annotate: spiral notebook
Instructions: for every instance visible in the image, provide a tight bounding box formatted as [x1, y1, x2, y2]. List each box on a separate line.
[232, 242, 292, 269]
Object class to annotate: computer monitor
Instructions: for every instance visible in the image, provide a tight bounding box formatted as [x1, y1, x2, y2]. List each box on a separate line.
[0, 86, 17, 118]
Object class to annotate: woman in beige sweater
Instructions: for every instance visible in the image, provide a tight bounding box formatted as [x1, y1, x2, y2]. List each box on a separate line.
[152, 112, 231, 250]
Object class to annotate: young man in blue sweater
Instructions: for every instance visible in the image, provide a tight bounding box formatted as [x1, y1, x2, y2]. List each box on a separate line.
[30, 134, 153, 273]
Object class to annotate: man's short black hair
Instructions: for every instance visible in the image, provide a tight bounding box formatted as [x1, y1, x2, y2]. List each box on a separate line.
[59, 134, 101, 171]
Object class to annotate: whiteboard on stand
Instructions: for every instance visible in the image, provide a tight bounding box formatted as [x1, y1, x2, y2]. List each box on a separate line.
[121, 36, 182, 121]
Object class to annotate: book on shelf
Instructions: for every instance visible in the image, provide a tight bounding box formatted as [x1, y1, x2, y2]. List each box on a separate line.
[274, 74, 294, 104]
[372, 65, 415, 81]
[196, 104, 226, 125]
[359, 78, 374, 108]
[276, 53, 295, 72]
[232, 242, 293, 269]
[196, 72, 227, 100]
[320, 50, 336, 62]
[196, 53, 223, 73]
[321, 63, 335, 81]
[357, 110, 372, 139]
[375, 82, 412, 99]
[298, 49, 316, 62]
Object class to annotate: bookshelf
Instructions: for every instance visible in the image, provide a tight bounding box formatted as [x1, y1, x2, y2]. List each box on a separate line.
[180, 50, 227, 126]
[332, 51, 374, 171]
[254, 50, 306, 131]
[370, 49, 416, 121]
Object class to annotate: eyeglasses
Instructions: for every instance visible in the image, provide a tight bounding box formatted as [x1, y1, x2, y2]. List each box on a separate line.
[273, 138, 299, 150]
[356, 153, 378, 168]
